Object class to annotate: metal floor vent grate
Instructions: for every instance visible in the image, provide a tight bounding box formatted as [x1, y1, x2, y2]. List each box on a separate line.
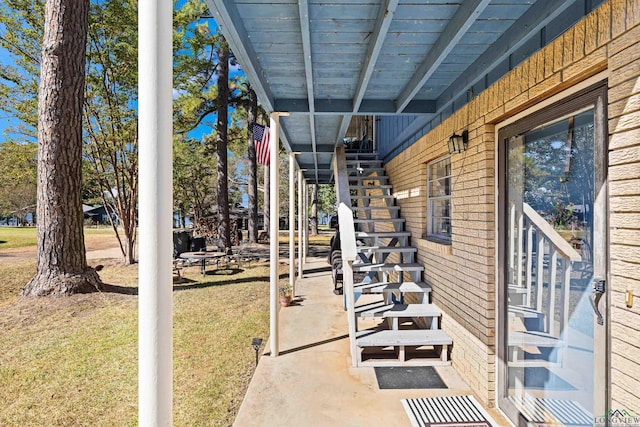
[402, 395, 497, 427]
[509, 395, 592, 426]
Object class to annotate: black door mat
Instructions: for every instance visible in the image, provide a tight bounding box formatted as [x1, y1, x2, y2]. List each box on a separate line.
[375, 366, 447, 390]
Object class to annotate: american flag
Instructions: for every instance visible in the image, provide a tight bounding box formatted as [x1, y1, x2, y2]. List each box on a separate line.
[253, 123, 270, 165]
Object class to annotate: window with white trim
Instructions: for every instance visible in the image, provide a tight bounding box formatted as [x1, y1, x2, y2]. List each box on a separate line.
[427, 156, 452, 242]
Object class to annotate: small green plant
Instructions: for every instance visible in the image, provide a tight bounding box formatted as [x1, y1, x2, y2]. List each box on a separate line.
[279, 285, 292, 307]
[279, 284, 292, 297]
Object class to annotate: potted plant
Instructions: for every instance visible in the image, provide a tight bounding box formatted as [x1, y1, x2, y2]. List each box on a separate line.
[279, 285, 292, 307]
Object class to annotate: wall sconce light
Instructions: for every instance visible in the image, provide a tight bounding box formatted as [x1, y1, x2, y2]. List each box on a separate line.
[251, 337, 263, 365]
[448, 130, 468, 154]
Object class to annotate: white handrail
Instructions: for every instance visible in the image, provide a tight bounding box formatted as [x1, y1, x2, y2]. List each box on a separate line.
[334, 145, 360, 366]
[522, 203, 582, 262]
[338, 203, 357, 261]
[334, 144, 352, 208]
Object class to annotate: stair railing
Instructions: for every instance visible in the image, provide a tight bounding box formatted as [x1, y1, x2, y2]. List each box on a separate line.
[509, 202, 582, 338]
[334, 145, 359, 365]
[334, 144, 352, 209]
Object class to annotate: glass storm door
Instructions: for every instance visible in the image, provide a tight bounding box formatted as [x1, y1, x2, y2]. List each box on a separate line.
[498, 84, 608, 426]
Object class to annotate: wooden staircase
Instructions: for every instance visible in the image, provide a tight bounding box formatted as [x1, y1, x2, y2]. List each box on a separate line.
[342, 151, 453, 367]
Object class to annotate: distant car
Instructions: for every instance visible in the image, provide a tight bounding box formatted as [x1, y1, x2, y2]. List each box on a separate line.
[329, 214, 338, 229]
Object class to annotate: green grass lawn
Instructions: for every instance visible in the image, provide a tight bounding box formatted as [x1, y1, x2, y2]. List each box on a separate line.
[276, 230, 332, 246]
[0, 226, 115, 250]
[0, 227, 38, 249]
[0, 259, 272, 426]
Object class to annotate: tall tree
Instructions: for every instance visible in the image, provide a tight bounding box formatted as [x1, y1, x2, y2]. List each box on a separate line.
[173, 2, 250, 245]
[0, 141, 37, 221]
[23, 0, 102, 296]
[246, 88, 258, 242]
[215, 36, 231, 250]
[317, 183, 337, 220]
[84, 0, 138, 264]
[173, 135, 216, 226]
[0, 0, 141, 265]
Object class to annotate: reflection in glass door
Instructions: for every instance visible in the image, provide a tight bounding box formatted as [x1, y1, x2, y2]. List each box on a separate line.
[499, 86, 608, 426]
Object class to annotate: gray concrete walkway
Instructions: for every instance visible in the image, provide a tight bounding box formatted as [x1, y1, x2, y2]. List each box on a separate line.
[234, 255, 511, 427]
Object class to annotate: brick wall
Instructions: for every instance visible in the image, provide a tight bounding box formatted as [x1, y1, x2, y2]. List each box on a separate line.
[606, 1, 640, 411]
[384, 0, 640, 410]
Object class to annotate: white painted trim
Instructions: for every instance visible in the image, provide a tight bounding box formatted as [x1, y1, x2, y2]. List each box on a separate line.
[426, 155, 452, 242]
[138, 0, 173, 424]
[269, 113, 280, 357]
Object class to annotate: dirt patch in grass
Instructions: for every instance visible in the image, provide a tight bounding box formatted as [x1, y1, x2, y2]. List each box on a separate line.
[0, 227, 121, 265]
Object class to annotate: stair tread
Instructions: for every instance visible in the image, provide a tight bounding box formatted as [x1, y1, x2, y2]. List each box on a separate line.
[345, 153, 378, 159]
[350, 205, 400, 210]
[354, 218, 404, 223]
[357, 245, 416, 253]
[349, 176, 388, 180]
[354, 281, 432, 294]
[358, 303, 441, 318]
[353, 262, 424, 272]
[348, 168, 385, 174]
[356, 329, 452, 346]
[508, 331, 565, 347]
[346, 159, 382, 164]
[356, 231, 410, 237]
[351, 194, 395, 199]
[350, 185, 393, 190]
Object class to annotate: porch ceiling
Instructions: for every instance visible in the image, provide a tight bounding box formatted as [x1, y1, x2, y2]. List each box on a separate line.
[205, 0, 582, 184]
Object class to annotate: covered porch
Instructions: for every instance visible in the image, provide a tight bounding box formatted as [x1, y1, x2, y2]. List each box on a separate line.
[234, 252, 510, 426]
[135, 0, 629, 424]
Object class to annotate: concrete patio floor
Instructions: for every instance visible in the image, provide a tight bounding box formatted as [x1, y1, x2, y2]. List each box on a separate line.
[234, 254, 511, 427]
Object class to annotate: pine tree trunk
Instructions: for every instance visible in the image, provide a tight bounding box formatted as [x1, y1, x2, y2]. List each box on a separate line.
[23, 0, 101, 296]
[247, 89, 258, 243]
[216, 38, 231, 251]
[311, 183, 318, 235]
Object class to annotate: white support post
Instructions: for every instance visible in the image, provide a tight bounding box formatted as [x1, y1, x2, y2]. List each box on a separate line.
[289, 153, 296, 297]
[138, 0, 173, 425]
[303, 180, 309, 262]
[297, 169, 303, 279]
[269, 113, 280, 357]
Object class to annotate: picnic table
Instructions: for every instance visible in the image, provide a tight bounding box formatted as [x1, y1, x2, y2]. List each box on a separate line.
[179, 251, 226, 275]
